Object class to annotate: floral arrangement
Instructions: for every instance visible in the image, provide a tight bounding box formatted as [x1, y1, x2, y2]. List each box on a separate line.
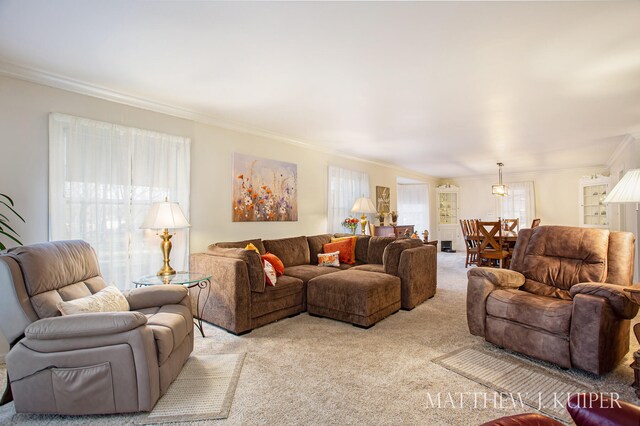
[342, 217, 359, 234]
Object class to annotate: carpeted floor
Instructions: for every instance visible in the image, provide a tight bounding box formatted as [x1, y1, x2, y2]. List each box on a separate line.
[1, 252, 638, 425]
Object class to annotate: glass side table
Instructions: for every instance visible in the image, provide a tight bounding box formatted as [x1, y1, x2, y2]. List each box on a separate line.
[132, 272, 211, 338]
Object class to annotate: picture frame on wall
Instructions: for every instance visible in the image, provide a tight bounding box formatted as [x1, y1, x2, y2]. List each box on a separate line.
[376, 186, 390, 213]
[232, 153, 298, 222]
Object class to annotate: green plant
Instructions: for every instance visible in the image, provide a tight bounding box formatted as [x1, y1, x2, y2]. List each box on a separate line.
[0, 193, 25, 250]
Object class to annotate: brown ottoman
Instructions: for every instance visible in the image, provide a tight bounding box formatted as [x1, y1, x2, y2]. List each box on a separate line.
[307, 269, 401, 328]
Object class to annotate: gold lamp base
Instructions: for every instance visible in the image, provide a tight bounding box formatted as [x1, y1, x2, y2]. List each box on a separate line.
[157, 228, 176, 277]
[360, 214, 368, 235]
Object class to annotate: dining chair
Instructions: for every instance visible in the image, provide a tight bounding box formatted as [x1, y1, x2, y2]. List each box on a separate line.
[531, 218, 541, 228]
[476, 221, 511, 269]
[460, 219, 478, 268]
[504, 218, 519, 232]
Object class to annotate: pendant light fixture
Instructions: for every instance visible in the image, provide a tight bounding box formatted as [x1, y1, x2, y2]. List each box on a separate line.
[492, 162, 507, 196]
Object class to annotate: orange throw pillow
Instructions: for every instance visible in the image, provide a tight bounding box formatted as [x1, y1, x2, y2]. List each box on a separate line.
[331, 236, 357, 262]
[261, 252, 285, 276]
[323, 239, 356, 265]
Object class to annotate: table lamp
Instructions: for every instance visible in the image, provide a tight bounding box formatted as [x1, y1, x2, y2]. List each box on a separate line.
[141, 198, 191, 276]
[603, 168, 640, 394]
[351, 196, 377, 235]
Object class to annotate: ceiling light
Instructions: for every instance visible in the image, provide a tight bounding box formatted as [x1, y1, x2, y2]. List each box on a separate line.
[492, 162, 507, 196]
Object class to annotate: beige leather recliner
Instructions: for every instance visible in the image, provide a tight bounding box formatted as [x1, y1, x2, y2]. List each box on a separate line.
[0, 240, 194, 415]
[467, 225, 638, 375]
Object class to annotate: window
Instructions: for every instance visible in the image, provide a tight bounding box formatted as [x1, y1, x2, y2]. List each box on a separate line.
[327, 166, 370, 233]
[49, 113, 190, 289]
[499, 181, 536, 228]
[397, 184, 430, 234]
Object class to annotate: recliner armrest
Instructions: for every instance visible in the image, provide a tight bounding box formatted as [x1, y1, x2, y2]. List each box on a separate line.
[24, 311, 147, 340]
[125, 285, 189, 310]
[570, 283, 639, 319]
[467, 267, 525, 288]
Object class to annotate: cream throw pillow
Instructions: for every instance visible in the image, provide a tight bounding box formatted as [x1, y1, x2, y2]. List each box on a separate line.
[57, 284, 130, 315]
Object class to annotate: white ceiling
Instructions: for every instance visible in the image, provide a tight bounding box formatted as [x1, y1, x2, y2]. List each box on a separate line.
[1, 1, 639, 178]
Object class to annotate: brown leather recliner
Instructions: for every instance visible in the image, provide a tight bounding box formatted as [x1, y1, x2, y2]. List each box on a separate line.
[0, 240, 194, 415]
[467, 225, 638, 375]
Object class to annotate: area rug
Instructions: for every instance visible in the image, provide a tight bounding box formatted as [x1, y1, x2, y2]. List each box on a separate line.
[432, 346, 590, 423]
[136, 353, 245, 424]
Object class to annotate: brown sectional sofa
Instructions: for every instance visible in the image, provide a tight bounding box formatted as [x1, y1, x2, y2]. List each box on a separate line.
[190, 234, 437, 334]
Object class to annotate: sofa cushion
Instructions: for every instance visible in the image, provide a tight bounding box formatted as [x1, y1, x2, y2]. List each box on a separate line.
[284, 264, 339, 284]
[307, 269, 401, 319]
[520, 226, 609, 292]
[366, 237, 396, 264]
[251, 275, 304, 318]
[145, 303, 193, 365]
[213, 238, 266, 255]
[264, 236, 310, 267]
[351, 264, 385, 274]
[334, 234, 370, 263]
[7, 240, 101, 297]
[307, 234, 332, 265]
[486, 289, 573, 336]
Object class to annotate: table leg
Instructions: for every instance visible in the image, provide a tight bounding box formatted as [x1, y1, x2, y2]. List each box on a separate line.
[188, 279, 211, 338]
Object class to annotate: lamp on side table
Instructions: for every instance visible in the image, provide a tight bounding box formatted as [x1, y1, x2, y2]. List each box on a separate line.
[141, 198, 191, 276]
[604, 169, 640, 397]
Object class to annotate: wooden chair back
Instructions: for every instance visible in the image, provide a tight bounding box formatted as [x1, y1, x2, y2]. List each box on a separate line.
[476, 221, 510, 268]
[504, 218, 519, 232]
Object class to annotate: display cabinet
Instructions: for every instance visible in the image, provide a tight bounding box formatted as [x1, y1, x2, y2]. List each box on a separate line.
[436, 184, 461, 250]
[578, 175, 610, 228]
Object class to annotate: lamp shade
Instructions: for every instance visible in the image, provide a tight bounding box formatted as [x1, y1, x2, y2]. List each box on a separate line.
[604, 169, 640, 204]
[141, 200, 191, 229]
[351, 197, 377, 214]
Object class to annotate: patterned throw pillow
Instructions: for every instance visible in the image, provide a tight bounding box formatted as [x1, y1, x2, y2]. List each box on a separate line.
[261, 252, 285, 276]
[263, 259, 277, 286]
[318, 251, 340, 267]
[57, 284, 130, 315]
[323, 239, 356, 265]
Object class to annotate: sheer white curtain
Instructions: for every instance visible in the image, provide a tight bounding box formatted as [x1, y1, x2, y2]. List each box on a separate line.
[397, 184, 430, 234]
[49, 113, 190, 289]
[499, 181, 536, 228]
[327, 166, 370, 233]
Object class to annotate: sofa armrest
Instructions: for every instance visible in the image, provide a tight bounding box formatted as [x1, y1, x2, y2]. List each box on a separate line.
[125, 285, 189, 311]
[570, 283, 639, 319]
[467, 267, 525, 288]
[207, 246, 265, 293]
[382, 239, 422, 276]
[398, 245, 437, 309]
[190, 252, 252, 334]
[466, 268, 525, 337]
[25, 312, 147, 340]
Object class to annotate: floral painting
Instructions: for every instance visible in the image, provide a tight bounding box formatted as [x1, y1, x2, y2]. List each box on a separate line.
[232, 153, 298, 222]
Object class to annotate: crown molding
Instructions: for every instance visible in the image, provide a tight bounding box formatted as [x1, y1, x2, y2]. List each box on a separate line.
[0, 61, 436, 181]
[606, 133, 640, 169]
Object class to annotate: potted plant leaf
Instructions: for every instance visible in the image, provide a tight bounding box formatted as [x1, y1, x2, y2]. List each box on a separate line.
[0, 193, 25, 250]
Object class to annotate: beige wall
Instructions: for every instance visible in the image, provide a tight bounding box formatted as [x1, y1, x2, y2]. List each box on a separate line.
[443, 166, 607, 225]
[0, 75, 437, 253]
[0, 74, 438, 357]
[439, 166, 608, 248]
